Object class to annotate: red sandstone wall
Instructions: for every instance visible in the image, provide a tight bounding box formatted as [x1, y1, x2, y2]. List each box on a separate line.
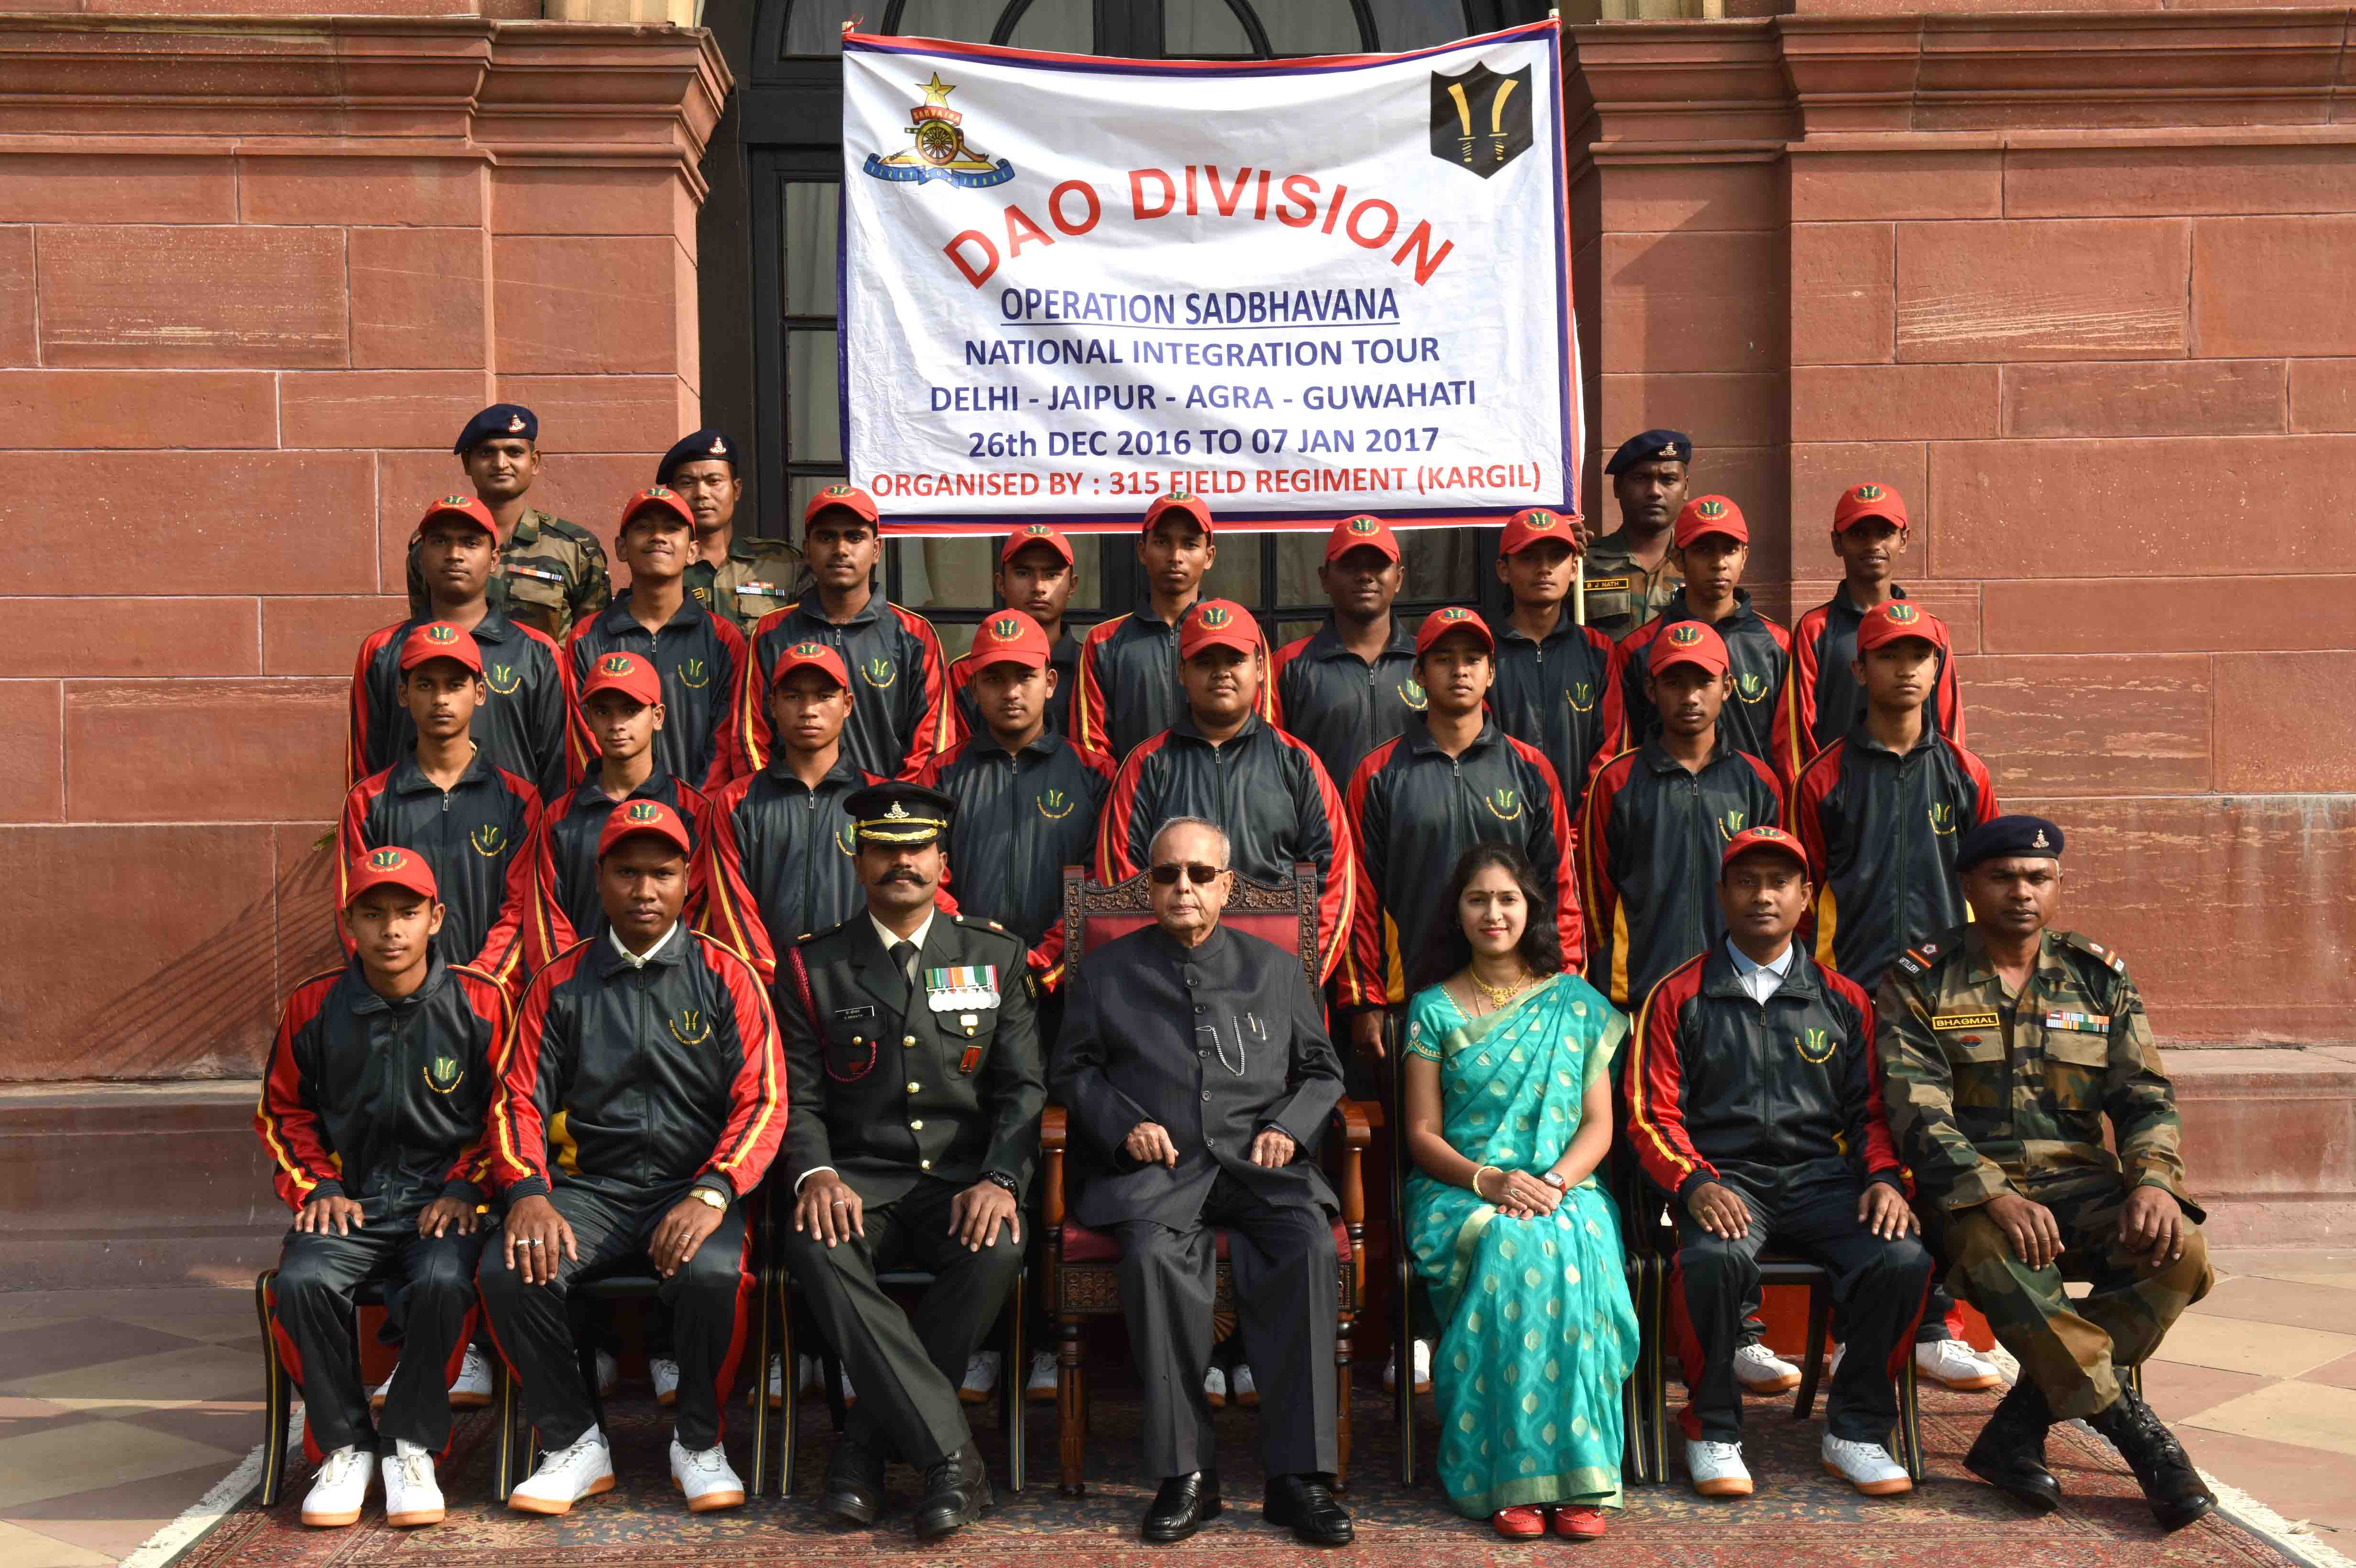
[0, 16, 727, 1080]
[1574, 13, 2356, 1043]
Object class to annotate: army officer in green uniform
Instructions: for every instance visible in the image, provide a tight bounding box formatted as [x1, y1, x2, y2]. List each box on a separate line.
[1877, 815, 2215, 1533]
[406, 404, 611, 642]
[657, 428, 804, 634]
[775, 782, 1043, 1540]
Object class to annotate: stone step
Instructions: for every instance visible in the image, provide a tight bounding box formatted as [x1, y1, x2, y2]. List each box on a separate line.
[2168, 1044, 2356, 1246]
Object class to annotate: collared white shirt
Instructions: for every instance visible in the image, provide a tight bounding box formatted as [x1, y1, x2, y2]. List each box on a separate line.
[871, 910, 935, 981]
[608, 921, 681, 969]
[1726, 938, 1794, 1004]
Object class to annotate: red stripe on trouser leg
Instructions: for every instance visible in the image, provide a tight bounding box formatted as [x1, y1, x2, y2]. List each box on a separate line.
[708, 1224, 756, 1444]
[1667, 1255, 1708, 1444]
[434, 1304, 481, 1463]
[265, 1280, 329, 1468]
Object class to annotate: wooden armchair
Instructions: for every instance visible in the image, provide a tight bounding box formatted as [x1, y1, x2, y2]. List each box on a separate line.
[1039, 862, 1371, 1496]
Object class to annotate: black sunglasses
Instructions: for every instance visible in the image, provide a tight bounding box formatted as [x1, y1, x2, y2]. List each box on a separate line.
[1149, 862, 1225, 886]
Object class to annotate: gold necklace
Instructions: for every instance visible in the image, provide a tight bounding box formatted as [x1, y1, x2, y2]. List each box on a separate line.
[1469, 968, 1534, 1010]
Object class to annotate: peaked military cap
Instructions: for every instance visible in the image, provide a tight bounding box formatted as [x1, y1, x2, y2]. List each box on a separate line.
[844, 782, 956, 847]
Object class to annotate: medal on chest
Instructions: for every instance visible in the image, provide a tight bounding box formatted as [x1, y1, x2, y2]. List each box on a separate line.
[924, 965, 999, 1025]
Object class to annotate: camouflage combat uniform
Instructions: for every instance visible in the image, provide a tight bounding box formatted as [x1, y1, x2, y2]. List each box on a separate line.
[685, 535, 804, 636]
[406, 508, 611, 643]
[1877, 925, 2212, 1419]
[1577, 529, 1683, 644]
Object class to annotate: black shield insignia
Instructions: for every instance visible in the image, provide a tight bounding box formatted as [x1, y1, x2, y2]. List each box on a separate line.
[1430, 64, 1534, 179]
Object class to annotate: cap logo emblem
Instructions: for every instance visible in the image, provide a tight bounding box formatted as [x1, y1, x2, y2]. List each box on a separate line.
[1855, 484, 1883, 501]
[709, 436, 728, 455]
[791, 642, 828, 658]
[1347, 516, 1379, 534]
[885, 802, 910, 820]
[1023, 523, 1052, 536]
[823, 484, 854, 498]
[1525, 511, 1556, 530]
[600, 653, 635, 675]
[1887, 603, 1919, 624]
[506, 414, 526, 433]
[1166, 490, 1194, 502]
[2032, 828, 2051, 849]
[1200, 606, 1232, 628]
[438, 495, 470, 509]
[1749, 827, 1786, 841]
[991, 615, 1021, 638]
[1668, 624, 1702, 646]
[1441, 607, 1470, 622]
[1697, 499, 1727, 520]
[369, 849, 406, 871]
[425, 624, 457, 643]
[626, 802, 662, 823]
[1655, 443, 1676, 458]
[646, 486, 673, 500]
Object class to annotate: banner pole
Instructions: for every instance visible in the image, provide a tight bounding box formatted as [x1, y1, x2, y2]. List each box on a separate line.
[1574, 554, 1585, 626]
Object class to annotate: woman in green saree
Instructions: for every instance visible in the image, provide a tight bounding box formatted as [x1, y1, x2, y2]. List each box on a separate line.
[1401, 842, 1638, 1539]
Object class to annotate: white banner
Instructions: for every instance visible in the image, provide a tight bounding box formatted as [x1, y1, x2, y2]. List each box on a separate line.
[840, 21, 1580, 535]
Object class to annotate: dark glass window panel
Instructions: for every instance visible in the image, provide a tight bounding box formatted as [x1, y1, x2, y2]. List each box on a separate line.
[783, 0, 859, 54]
[783, 183, 839, 316]
[786, 330, 841, 462]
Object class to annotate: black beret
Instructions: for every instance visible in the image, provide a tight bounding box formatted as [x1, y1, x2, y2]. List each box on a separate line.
[454, 403, 536, 454]
[1605, 428, 1692, 476]
[658, 429, 737, 484]
[1955, 814, 2065, 871]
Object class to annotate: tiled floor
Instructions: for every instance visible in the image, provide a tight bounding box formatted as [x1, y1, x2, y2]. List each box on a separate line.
[0, 1253, 2349, 1568]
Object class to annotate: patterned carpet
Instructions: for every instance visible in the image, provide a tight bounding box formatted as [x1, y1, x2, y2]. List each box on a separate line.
[180, 1380, 2303, 1568]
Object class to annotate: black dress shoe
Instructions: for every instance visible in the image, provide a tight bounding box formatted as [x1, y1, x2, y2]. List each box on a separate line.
[1142, 1470, 1221, 1543]
[2089, 1386, 2216, 1533]
[1966, 1378, 2062, 1514]
[913, 1442, 993, 1539]
[1264, 1473, 1353, 1547]
[818, 1434, 885, 1525]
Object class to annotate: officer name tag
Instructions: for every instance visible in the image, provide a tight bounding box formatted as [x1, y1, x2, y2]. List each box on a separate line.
[925, 964, 999, 1013]
[741, 581, 783, 595]
[2045, 1011, 2110, 1033]
[833, 1004, 877, 1022]
[1932, 1011, 2000, 1032]
[507, 563, 563, 582]
[1584, 577, 1632, 594]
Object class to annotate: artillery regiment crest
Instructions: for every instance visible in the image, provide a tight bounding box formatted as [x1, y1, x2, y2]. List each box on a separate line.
[864, 72, 1015, 188]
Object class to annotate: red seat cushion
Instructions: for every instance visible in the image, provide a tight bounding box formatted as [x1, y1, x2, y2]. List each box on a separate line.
[1061, 1218, 1351, 1263]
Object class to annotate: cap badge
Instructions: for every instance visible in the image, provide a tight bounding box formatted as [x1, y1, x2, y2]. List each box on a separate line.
[438, 494, 471, 509]
[1887, 603, 1919, 624]
[1525, 511, 1557, 530]
[791, 641, 829, 658]
[600, 653, 635, 675]
[823, 483, 854, 498]
[369, 848, 406, 870]
[1855, 483, 1883, 501]
[1440, 607, 1470, 622]
[885, 802, 910, 820]
[709, 436, 728, 455]
[625, 801, 662, 823]
[506, 414, 526, 434]
[1667, 623, 1702, 646]
[1166, 490, 1194, 502]
[1023, 523, 1052, 536]
[1696, 499, 1727, 520]
[425, 623, 457, 643]
[1655, 443, 1677, 458]
[990, 615, 1020, 638]
[1347, 516, 1379, 534]
[2032, 828, 2051, 849]
[646, 485, 673, 500]
[1750, 827, 1786, 840]
[1199, 605, 1232, 628]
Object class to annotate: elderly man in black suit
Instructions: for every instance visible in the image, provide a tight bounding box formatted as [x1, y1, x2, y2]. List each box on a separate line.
[1051, 815, 1352, 1547]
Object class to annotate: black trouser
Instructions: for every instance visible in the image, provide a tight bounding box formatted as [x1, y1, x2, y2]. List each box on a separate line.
[1112, 1171, 1338, 1481]
[1672, 1170, 1933, 1445]
[780, 1174, 1024, 1467]
[477, 1182, 752, 1452]
[270, 1217, 486, 1456]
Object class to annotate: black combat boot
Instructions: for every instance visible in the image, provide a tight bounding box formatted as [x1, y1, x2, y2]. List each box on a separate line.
[2088, 1384, 2215, 1533]
[1965, 1377, 2062, 1513]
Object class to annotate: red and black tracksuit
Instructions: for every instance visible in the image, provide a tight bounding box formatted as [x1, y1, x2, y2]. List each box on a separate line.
[337, 752, 540, 994]
[1073, 602, 1277, 764]
[522, 771, 714, 975]
[257, 955, 507, 1459]
[1270, 615, 1425, 799]
[1777, 585, 1965, 783]
[1793, 725, 1999, 992]
[479, 926, 783, 1453]
[698, 753, 879, 986]
[1336, 718, 1582, 1008]
[350, 611, 572, 803]
[921, 729, 1116, 992]
[1610, 590, 1792, 776]
[1580, 739, 1785, 1010]
[1487, 611, 1622, 820]
[945, 630, 1083, 746]
[1625, 945, 1931, 1444]
[742, 592, 949, 780]
[1096, 713, 1356, 981]
[563, 597, 749, 792]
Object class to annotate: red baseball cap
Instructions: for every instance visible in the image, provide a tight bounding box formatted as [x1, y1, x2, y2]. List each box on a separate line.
[769, 639, 851, 691]
[598, 798, 693, 860]
[580, 650, 663, 707]
[1648, 620, 1730, 678]
[1178, 599, 1261, 660]
[1499, 507, 1574, 555]
[619, 485, 695, 533]
[804, 483, 880, 528]
[1415, 605, 1494, 657]
[398, 621, 484, 675]
[1324, 514, 1401, 565]
[966, 609, 1051, 671]
[1833, 482, 1909, 534]
[1720, 824, 1809, 875]
[1000, 522, 1075, 568]
[1143, 490, 1214, 537]
[1854, 599, 1948, 654]
[418, 494, 497, 538]
[1673, 496, 1748, 549]
[344, 845, 439, 907]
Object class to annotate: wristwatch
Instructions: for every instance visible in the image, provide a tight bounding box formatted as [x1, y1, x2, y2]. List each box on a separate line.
[982, 1170, 1019, 1197]
[1539, 1172, 1567, 1191]
[691, 1186, 729, 1211]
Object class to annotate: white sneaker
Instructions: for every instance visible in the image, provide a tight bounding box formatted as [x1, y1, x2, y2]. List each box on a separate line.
[1822, 1433, 1911, 1495]
[450, 1343, 494, 1410]
[652, 1357, 681, 1406]
[1383, 1339, 1434, 1394]
[960, 1350, 1001, 1405]
[301, 1445, 372, 1527]
[508, 1426, 616, 1515]
[1204, 1366, 1228, 1408]
[1917, 1338, 2002, 1391]
[669, 1436, 745, 1512]
[1026, 1350, 1058, 1402]
[1233, 1364, 1259, 1408]
[594, 1349, 619, 1398]
[382, 1440, 444, 1527]
[1734, 1341, 1802, 1393]
[1686, 1438, 1752, 1498]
